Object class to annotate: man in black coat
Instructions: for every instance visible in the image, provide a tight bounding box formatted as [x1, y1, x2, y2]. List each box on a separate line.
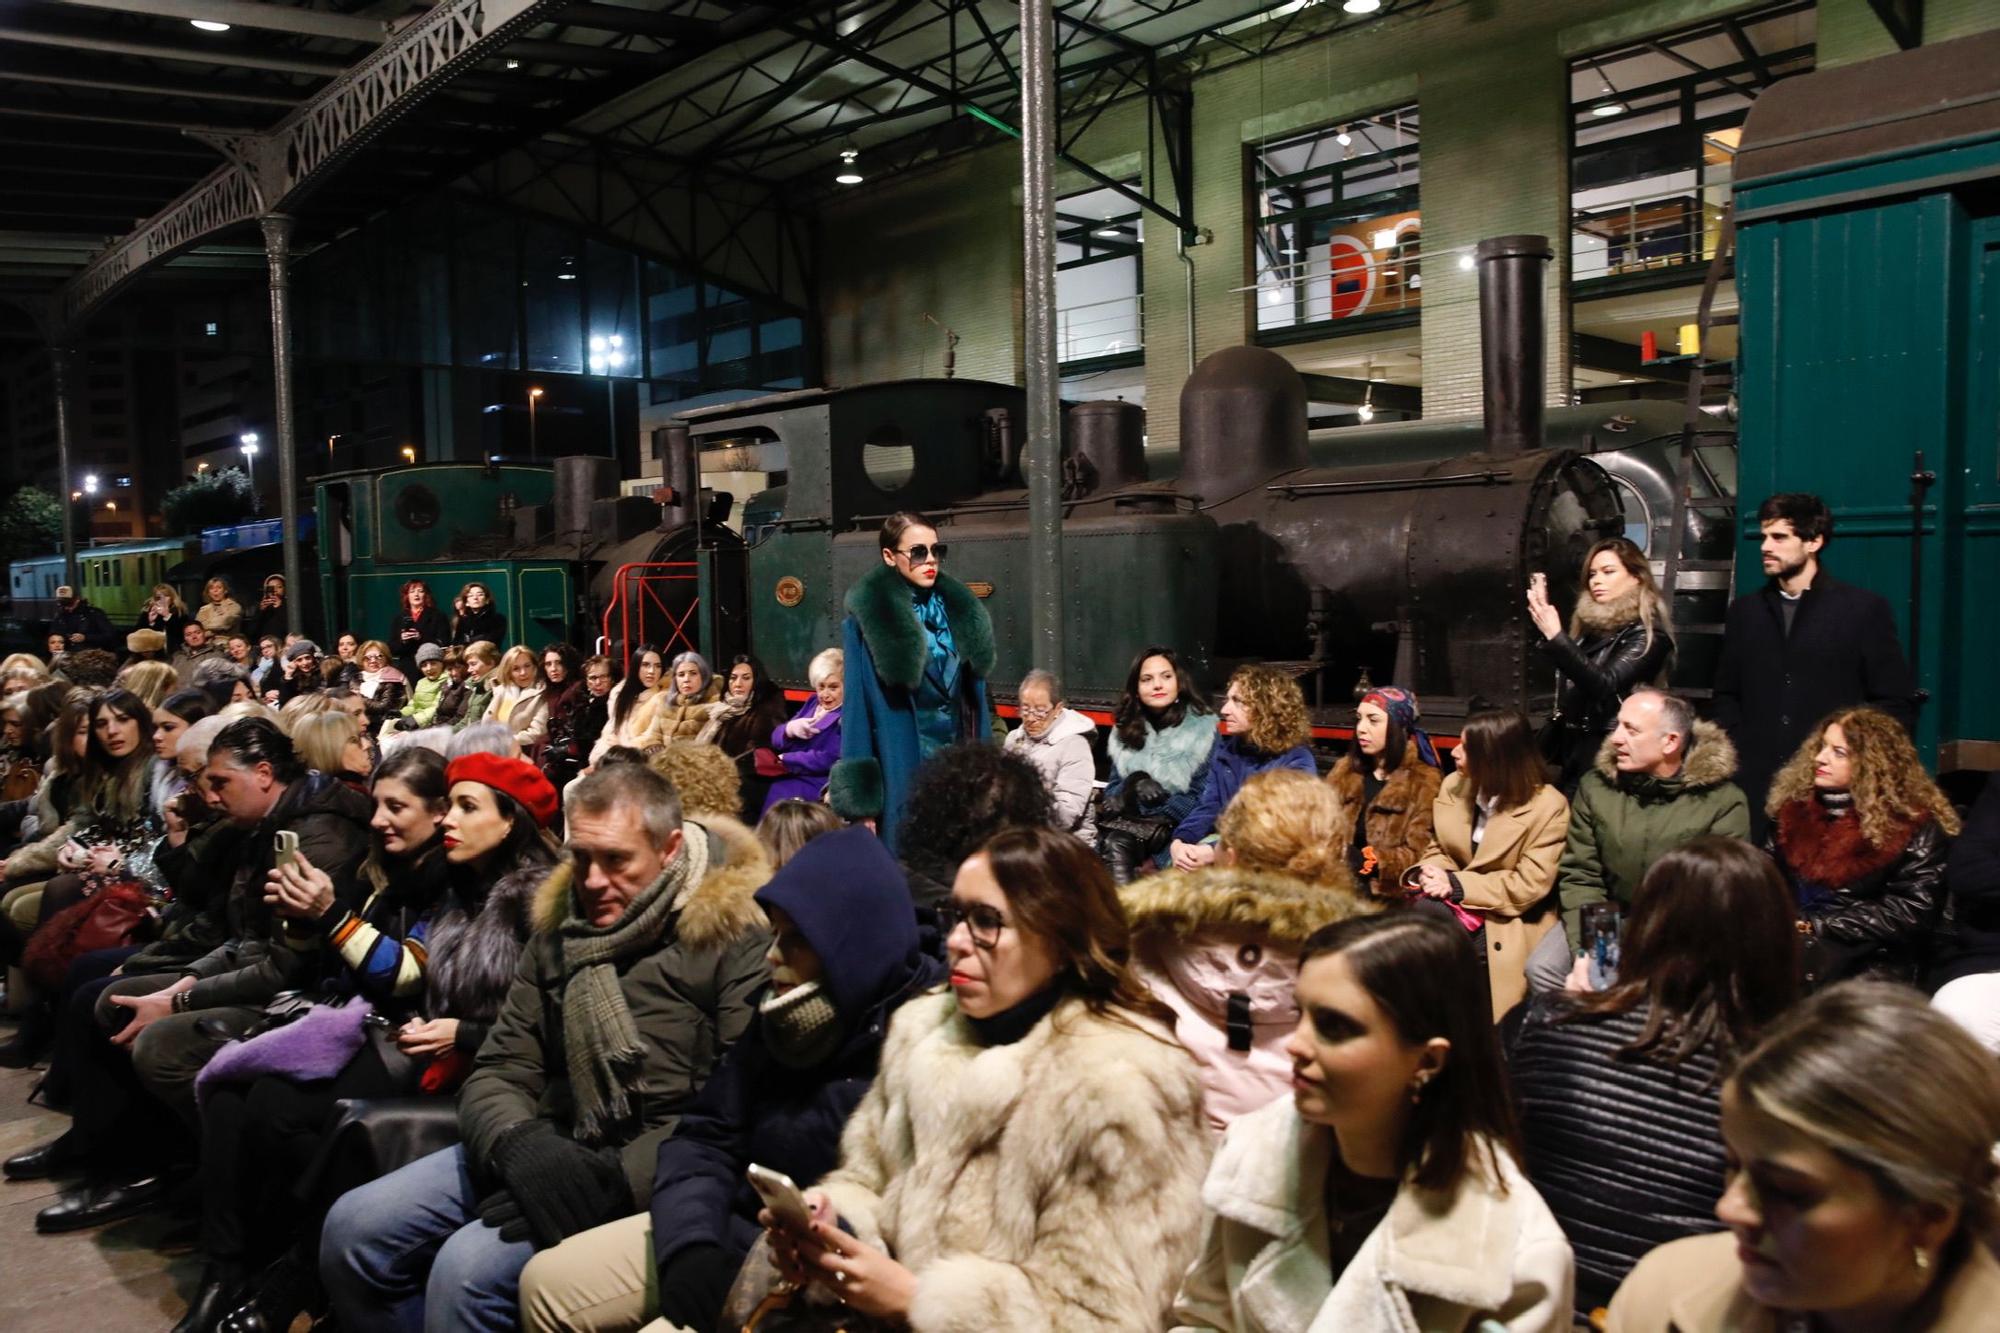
[48, 584, 118, 651]
[1711, 493, 1917, 836]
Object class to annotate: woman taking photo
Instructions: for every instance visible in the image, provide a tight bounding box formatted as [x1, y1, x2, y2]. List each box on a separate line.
[134, 583, 190, 645]
[761, 647, 842, 816]
[699, 653, 791, 821]
[829, 510, 994, 852]
[196, 579, 243, 639]
[248, 576, 288, 644]
[639, 650, 721, 749]
[451, 581, 506, 649]
[1512, 837, 1800, 1317]
[1127, 768, 1362, 1131]
[1172, 911, 1574, 1332]
[1528, 538, 1674, 794]
[767, 825, 1209, 1329]
[1763, 706, 1957, 989]
[589, 645, 662, 765]
[1327, 686, 1443, 896]
[1407, 708, 1568, 1020]
[191, 750, 555, 1333]
[488, 645, 550, 757]
[1169, 664, 1315, 871]
[1608, 981, 2000, 1333]
[1100, 646, 1216, 883]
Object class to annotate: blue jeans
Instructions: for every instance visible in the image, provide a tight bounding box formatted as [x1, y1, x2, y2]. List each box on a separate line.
[319, 1145, 537, 1333]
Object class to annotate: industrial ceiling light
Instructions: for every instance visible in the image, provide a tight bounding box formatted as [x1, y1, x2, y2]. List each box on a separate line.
[1336, 126, 1352, 147]
[190, 19, 232, 32]
[1358, 365, 1376, 421]
[1590, 63, 1626, 116]
[1093, 222, 1126, 238]
[1342, 0, 1382, 13]
[835, 148, 863, 185]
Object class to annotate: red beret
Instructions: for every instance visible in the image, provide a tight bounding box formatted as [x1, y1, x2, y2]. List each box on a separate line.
[446, 753, 559, 829]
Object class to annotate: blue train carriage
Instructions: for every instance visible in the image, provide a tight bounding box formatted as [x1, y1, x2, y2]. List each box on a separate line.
[166, 515, 321, 644]
[1734, 29, 2000, 772]
[312, 461, 574, 657]
[10, 537, 201, 628]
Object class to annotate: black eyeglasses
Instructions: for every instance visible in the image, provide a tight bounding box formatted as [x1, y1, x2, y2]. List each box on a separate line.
[936, 899, 1008, 950]
[896, 543, 947, 564]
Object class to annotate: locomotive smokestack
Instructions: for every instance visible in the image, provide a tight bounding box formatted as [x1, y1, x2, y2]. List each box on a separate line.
[1474, 234, 1554, 458]
[658, 422, 699, 530]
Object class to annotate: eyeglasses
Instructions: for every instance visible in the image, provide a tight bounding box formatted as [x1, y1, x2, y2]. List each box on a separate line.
[1018, 705, 1055, 721]
[936, 899, 1008, 950]
[896, 543, 947, 564]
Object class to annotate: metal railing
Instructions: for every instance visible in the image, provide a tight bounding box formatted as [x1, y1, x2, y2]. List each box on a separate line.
[1056, 292, 1144, 363]
[600, 561, 700, 669]
[1246, 234, 1430, 330]
[1571, 180, 1732, 282]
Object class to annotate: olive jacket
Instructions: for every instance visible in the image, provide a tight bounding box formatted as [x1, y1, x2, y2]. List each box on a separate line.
[1557, 724, 1750, 949]
[457, 815, 772, 1204]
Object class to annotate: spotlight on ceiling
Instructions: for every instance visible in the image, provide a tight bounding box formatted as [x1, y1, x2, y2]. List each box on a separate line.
[834, 147, 863, 185]
[1343, 0, 1383, 13]
[190, 18, 231, 32]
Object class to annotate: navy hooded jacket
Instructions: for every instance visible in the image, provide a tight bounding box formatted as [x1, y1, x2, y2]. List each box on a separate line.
[650, 825, 943, 1274]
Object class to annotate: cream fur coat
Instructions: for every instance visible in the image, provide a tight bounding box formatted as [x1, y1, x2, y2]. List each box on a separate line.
[1173, 1096, 1574, 1333]
[816, 989, 1211, 1332]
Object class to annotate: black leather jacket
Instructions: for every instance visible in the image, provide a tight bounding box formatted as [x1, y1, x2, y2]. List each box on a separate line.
[1765, 815, 1948, 989]
[1541, 620, 1672, 788]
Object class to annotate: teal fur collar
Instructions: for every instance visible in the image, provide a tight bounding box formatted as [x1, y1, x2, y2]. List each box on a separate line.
[845, 563, 996, 691]
[1107, 709, 1216, 794]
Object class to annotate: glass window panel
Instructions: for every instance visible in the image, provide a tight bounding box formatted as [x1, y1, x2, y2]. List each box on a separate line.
[522, 219, 584, 375]
[452, 210, 518, 370]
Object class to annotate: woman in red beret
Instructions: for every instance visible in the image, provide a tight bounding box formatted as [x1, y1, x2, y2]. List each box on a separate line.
[188, 751, 562, 1333]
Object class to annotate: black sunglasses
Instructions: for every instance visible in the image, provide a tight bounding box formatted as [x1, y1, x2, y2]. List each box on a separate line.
[896, 542, 947, 564]
[936, 899, 1007, 949]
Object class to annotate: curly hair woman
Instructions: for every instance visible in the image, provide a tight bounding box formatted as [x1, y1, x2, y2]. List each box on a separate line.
[1763, 707, 1959, 989]
[1168, 664, 1315, 871]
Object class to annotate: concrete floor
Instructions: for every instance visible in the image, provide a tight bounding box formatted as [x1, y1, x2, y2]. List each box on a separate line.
[0, 1038, 201, 1333]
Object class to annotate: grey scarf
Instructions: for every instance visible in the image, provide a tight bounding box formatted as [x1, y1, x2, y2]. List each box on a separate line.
[557, 825, 710, 1145]
[759, 979, 844, 1070]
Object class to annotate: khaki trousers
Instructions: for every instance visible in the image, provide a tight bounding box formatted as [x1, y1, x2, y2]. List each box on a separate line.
[518, 1212, 689, 1333]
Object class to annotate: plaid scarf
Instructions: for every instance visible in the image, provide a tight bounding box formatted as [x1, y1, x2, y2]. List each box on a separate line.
[557, 822, 710, 1145]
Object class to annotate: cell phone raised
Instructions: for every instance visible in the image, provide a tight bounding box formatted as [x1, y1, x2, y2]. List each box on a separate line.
[747, 1163, 814, 1233]
[274, 828, 300, 872]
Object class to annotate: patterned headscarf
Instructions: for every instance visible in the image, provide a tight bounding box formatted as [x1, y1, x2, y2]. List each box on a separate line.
[1362, 686, 1439, 768]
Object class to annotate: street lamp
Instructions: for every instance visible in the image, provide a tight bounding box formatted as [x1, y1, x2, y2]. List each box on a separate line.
[82, 473, 98, 496]
[527, 387, 544, 460]
[240, 432, 260, 511]
[586, 335, 626, 457]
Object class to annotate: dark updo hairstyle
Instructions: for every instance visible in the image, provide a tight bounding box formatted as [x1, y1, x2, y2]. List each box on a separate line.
[977, 824, 1175, 1033]
[159, 688, 216, 728]
[1113, 644, 1213, 750]
[360, 748, 449, 887]
[878, 510, 936, 555]
[1299, 911, 1521, 1194]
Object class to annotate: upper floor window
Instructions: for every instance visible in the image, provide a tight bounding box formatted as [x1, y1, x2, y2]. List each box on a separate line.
[1056, 182, 1143, 367]
[1570, 0, 1815, 285]
[1252, 106, 1420, 338]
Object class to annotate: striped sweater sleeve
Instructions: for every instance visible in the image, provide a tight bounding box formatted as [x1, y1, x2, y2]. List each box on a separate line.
[320, 893, 431, 1001]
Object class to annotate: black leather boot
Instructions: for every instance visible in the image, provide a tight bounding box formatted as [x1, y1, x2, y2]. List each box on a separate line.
[217, 1252, 319, 1333]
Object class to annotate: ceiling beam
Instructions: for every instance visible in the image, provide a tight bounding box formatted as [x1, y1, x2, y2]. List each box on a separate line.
[0, 65, 304, 106]
[1297, 372, 1422, 413]
[0, 24, 347, 76]
[42, 0, 389, 44]
[498, 37, 680, 71]
[556, 4, 719, 42]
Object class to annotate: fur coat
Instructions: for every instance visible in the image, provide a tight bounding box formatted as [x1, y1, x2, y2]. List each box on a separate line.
[1125, 865, 1366, 1131]
[816, 989, 1211, 1332]
[1173, 1096, 1574, 1333]
[1328, 742, 1445, 890]
[424, 862, 545, 1051]
[829, 563, 995, 853]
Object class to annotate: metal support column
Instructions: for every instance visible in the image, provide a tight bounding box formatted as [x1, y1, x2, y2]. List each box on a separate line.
[261, 214, 304, 637]
[51, 344, 79, 588]
[1021, 0, 1062, 683]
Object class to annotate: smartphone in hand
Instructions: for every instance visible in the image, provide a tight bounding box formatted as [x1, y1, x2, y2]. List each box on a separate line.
[747, 1163, 814, 1233]
[274, 828, 300, 872]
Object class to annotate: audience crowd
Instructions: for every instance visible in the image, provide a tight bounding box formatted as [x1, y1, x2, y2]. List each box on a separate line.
[0, 492, 1995, 1333]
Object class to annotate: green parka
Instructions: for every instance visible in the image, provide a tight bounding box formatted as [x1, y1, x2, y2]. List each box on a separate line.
[458, 815, 772, 1204]
[1558, 721, 1750, 948]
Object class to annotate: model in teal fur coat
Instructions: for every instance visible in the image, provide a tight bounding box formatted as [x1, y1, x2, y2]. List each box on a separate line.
[828, 563, 994, 853]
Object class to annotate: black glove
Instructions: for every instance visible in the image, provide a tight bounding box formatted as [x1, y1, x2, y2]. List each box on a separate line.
[1129, 773, 1168, 810]
[656, 1243, 736, 1332]
[486, 1122, 632, 1249]
[477, 1188, 533, 1244]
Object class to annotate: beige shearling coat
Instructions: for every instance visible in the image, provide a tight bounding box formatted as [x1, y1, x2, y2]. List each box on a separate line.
[1173, 1096, 1574, 1333]
[816, 989, 1211, 1332]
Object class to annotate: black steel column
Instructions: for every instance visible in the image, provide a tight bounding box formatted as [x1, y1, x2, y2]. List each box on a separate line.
[51, 343, 78, 588]
[262, 214, 304, 637]
[1022, 0, 1062, 682]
